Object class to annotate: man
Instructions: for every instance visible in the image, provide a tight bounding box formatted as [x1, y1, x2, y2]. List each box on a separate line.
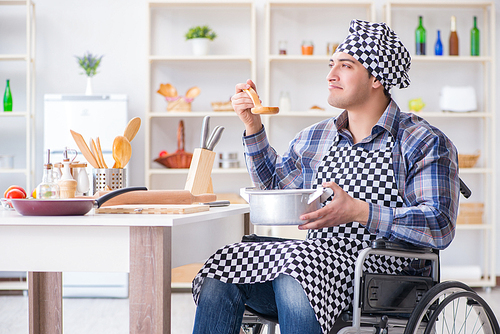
[191, 20, 460, 334]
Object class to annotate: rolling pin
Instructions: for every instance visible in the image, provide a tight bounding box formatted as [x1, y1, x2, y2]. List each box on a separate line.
[92, 190, 217, 207]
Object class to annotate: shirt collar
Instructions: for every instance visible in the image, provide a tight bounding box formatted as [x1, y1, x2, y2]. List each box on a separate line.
[334, 99, 401, 142]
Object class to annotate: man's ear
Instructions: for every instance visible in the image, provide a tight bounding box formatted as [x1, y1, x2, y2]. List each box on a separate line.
[372, 77, 383, 89]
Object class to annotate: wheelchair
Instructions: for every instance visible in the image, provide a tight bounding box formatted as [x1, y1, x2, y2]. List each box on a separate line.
[241, 180, 500, 334]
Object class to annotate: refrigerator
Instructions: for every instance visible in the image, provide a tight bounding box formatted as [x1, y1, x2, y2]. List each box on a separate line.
[44, 94, 129, 298]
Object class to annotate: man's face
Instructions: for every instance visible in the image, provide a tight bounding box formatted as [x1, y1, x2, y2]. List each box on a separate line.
[326, 52, 374, 110]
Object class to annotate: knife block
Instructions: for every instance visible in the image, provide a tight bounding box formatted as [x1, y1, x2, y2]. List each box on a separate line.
[184, 148, 216, 195]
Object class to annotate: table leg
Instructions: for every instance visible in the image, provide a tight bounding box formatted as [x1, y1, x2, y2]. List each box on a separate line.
[129, 226, 172, 334]
[28, 272, 63, 334]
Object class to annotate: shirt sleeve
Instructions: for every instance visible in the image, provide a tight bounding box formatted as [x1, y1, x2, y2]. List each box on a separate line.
[365, 133, 460, 250]
[243, 125, 304, 190]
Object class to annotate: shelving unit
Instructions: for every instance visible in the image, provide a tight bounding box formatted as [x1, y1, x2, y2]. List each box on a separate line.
[0, 0, 35, 193]
[385, 0, 496, 288]
[145, 0, 256, 192]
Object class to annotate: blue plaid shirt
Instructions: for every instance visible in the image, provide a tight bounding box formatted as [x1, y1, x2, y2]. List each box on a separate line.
[243, 100, 460, 250]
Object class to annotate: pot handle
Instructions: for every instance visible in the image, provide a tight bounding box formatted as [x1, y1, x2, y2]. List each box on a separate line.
[94, 186, 148, 208]
[320, 187, 334, 202]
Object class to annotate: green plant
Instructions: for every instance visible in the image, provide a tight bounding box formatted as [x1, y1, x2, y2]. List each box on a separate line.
[185, 25, 217, 41]
[75, 52, 104, 77]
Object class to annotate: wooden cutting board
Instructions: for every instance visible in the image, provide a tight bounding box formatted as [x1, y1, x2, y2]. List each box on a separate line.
[93, 190, 217, 207]
[95, 204, 209, 214]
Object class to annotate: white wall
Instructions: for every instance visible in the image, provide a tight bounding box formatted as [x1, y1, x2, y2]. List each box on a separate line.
[1, 0, 500, 274]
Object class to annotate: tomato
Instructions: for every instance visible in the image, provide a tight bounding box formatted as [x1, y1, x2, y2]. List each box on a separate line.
[159, 150, 168, 157]
[4, 185, 27, 198]
[5, 189, 25, 199]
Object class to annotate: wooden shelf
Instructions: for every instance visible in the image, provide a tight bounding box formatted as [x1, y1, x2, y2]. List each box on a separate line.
[149, 55, 253, 62]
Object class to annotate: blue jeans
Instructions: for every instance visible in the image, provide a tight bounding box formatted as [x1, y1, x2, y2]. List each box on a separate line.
[192, 274, 322, 334]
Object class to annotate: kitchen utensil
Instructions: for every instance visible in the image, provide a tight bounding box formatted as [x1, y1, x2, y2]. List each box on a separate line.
[185, 86, 201, 99]
[154, 120, 193, 168]
[206, 126, 225, 151]
[76, 167, 90, 194]
[93, 189, 216, 206]
[10, 186, 147, 216]
[95, 204, 209, 215]
[93, 168, 126, 193]
[70, 130, 99, 168]
[112, 136, 132, 169]
[90, 138, 103, 168]
[202, 200, 230, 207]
[157, 83, 178, 97]
[243, 87, 279, 114]
[200, 115, 210, 149]
[96, 137, 108, 168]
[123, 117, 141, 142]
[241, 187, 333, 225]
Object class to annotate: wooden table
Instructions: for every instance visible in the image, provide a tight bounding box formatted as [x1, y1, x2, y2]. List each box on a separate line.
[0, 204, 250, 334]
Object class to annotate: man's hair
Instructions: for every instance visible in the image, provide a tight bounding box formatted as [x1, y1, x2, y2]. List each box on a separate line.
[367, 70, 391, 99]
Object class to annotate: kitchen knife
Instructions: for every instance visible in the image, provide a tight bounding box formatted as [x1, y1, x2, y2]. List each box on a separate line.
[200, 115, 210, 149]
[207, 126, 225, 151]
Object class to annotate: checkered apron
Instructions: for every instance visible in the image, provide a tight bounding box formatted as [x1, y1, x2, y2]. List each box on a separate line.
[192, 135, 409, 333]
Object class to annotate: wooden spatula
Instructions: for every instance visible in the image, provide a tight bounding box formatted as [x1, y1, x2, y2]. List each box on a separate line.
[70, 130, 99, 168]
[123, 117, 141, 142]
[243, 87, 279, 114]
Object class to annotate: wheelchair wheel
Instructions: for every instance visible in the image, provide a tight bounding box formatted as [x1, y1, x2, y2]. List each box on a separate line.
[423, 291, 499, 334]
[404, 281, 473, 334]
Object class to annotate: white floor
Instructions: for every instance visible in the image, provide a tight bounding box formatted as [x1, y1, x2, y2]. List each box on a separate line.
[0, 288, 499, 334]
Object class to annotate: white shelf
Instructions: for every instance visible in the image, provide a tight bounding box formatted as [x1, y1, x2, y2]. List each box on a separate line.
[148, 111, 236, 118]
[149, 168, 247, 175]
[0, 0, 35, 192]
[386, 1, 496, 289]
[145, 1, 256, 192]
[149, 55, 253, 62]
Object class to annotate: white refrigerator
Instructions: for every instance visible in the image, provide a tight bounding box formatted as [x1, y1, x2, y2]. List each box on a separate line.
[43, 94, 129, 298]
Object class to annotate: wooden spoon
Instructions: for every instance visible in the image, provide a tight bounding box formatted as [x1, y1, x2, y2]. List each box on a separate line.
[96, 137, 108, 168]
[112, 136, 132, 169]
[243, 88, 279, 114]
[157, 83, 178, 97]
[185, 86, 201, 99]
[70, 130, 99, 168]
[90, 138, 103, 168]
[123, 117, 141, 142]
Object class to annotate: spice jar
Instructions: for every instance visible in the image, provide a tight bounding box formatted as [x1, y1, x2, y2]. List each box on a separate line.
[279, 41, 287, 55]
[302, 41, 314, 55]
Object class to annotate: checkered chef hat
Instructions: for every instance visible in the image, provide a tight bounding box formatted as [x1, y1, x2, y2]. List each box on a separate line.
[336, 19, 411, 91]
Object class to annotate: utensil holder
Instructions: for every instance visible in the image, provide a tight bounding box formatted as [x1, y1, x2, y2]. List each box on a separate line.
[92, 168, 127, 194]
[184, 148, 216, 195]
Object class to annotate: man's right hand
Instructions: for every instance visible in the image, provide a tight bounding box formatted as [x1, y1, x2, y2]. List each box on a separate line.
[231, 79, 263, 136]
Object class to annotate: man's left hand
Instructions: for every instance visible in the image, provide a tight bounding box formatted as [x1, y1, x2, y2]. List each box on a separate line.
[298, 181, 370, 230]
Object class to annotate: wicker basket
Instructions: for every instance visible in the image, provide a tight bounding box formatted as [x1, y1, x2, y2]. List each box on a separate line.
[211, 101, 234, 112]
[154, 120, 193, 168]
[458, 151, 480, 168]
[456, 202, 484, 224]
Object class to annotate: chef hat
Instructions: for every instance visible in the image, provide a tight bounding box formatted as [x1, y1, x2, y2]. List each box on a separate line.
[336, 19, 411, 91]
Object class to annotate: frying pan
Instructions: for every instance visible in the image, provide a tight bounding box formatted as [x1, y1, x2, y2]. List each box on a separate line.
[10, 186, 147, 216]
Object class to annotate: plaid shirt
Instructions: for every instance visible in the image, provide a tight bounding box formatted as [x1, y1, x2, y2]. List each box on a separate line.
[243, 100, 460, 250]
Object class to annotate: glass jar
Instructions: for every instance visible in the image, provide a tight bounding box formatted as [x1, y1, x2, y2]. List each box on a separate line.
[302, 41, 314, 55]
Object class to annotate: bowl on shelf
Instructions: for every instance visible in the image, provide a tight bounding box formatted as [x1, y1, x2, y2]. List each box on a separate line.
[458, 151, 480, 168]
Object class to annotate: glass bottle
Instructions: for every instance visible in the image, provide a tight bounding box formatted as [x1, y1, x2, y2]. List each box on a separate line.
[415, 16, 426, 55]
[37, 150, 60, 199]
[470, 16, 480, 56]
[449, 16, 459, 56]
[301, 41, 314, 55]
[3, 79, 12, 112]
[434, 30, 443, 56]
[279, 41, 287, 55]
[279, 91, 291, 113]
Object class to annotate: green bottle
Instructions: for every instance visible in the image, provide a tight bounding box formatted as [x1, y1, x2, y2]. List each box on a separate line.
[415, 16, 426, 55]
[471, 16, 480, 56]
[3, 79, 12, 112]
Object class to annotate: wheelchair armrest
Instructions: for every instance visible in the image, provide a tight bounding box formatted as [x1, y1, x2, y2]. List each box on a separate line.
[371, 238, 434, 254]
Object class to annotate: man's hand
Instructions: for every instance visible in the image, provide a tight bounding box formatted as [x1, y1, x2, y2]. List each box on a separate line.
[231, 79, 263, 135]
[298, 181, 370, 230]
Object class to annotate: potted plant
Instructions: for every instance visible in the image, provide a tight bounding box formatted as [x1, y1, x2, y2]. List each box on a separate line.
[185, 25, 217, 56]
[75, 51, 104, 95]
